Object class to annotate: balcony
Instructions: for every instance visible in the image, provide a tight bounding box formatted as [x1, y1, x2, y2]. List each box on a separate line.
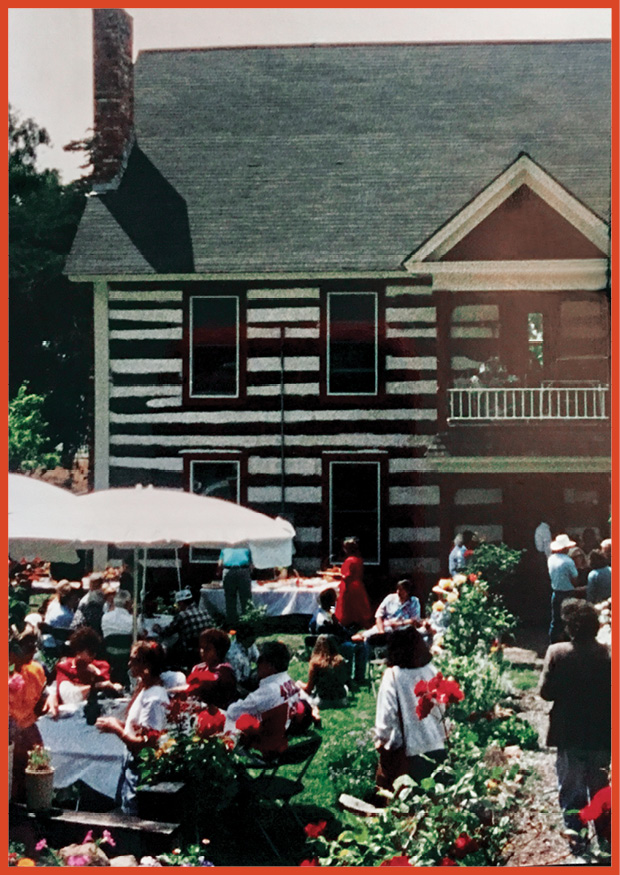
[448, 383, 609, 422]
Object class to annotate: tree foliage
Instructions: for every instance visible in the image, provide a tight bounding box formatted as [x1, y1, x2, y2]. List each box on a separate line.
[9, 106, 91, 464]
[9, 382, 61, 472]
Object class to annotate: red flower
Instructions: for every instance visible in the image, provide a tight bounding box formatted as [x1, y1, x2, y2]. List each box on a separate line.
[467, 574, 478, 583]
[436, 678, 464, 705]
[380, 856, 413, 866]
[414, 679, 429, 696]
[579, 786, 612, 823]
[439, 858, 458, 866]
[304, 821, 327, 839]
[235, 713, 261, 734]
[143, 728, 163, 747]
[196, 709, 226, 738]
[453, 833, 479, 859]
[167, 697, 192, 723]
[416, 695, 434, 720]
[300, 859, 319, 866]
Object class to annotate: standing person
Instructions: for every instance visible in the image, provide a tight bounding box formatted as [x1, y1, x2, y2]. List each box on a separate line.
[374, 626, 446, 790]
[217, 546, 253, 624]
[534, 520, 553, 559]
[96, 641, 169, 815]
[538, 599, 611, 856]
[9, 632, 47, 801]
[334, 537, 373, 630]
[153, 589, 213, 671]
[586, 550, 612, 604]
[448, 531, 476, 577]
[600, 539, 611, 566]
[548, 534, 579, 644]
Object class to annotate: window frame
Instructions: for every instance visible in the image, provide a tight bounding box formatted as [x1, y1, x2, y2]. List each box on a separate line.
[183, 451, 247, 563]
[183, 290, 246, 405]
[322, 453, 387, 567]
[321, 288, 383, 401]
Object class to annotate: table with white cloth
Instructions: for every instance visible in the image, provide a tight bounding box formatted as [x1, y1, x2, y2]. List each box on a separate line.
[37, 709, 126, 800]
[200, 577, 334, 617]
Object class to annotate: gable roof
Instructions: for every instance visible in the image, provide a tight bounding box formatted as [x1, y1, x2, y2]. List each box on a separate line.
[66, 40, 611, 277]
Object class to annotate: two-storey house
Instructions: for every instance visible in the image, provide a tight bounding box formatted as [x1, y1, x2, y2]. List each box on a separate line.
[67, 10, 611, 605]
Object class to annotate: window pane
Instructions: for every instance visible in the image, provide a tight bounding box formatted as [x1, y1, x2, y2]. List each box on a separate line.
[191, 296, 238, 396]
[328, 293, 377, 394]
[528, 312, 544, 370]
[330, 461, 380, 563]
[190, 460, 239, 562]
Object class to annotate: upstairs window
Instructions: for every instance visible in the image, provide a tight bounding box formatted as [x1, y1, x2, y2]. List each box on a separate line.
[327, 292, 378, 395]
[190, 295, 239, 397]
[528, 312, 544, 371]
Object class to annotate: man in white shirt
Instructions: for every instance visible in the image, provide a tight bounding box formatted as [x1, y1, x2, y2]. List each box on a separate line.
[101, 590, 135, 638]
[226, 641, 299, 756]
[534, 520, 553, 558]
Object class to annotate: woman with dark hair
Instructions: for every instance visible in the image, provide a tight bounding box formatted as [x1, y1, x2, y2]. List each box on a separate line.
[353, 579, 421, 643]
[297, 635, 349, 708]
[586, 550, 612, 604]
[334, 537, 373, 630]
[46, 627, 121, 716]
[374, 626, 446, 789]
[96, 640, 169, 814]
[176, 627, 238, 709]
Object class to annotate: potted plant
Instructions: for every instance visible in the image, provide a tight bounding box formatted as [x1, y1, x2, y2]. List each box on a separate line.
[24, 745, 55, 811]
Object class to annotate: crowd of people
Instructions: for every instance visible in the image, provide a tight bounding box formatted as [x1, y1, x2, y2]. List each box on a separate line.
[8, 528, 611, 857]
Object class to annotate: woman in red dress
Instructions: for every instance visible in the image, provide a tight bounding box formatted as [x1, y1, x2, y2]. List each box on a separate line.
[334, 537, 373, 630]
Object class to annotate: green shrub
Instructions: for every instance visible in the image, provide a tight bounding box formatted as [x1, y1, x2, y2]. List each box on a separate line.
[442, 578, 516, 656]
[470, 715, 539, 751]
[436, 646, 509, 721]
[325, 729, 377, 802]
[466, 543, 523, 590]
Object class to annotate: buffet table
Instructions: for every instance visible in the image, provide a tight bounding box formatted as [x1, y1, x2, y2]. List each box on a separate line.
[200, 577, 334, 617]
[38, 707, 126, 800]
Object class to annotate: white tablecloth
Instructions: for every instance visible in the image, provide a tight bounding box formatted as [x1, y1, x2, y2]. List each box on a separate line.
[38, 711, 126, 800]
[200, 578, 333, 617]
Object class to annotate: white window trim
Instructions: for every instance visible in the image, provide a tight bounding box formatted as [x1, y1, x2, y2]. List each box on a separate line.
[329, 459, 381, 565]
[189, 458, 240, 562]
[326, 291, 378, 396]
[189, 295, 240, 399]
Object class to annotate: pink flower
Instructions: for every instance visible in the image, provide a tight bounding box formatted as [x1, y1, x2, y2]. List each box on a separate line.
[34, 840, 47, 852]
[81, 830, 93, 844]
[235, 713, 261, 734]
[8, 674, 25, 694]
[300, 859, 319, 866]
[304, 821, 327, 839]
[380, 855, 413, 866]
[453, 833, 479, 858]
[101, 829, 116, 847]
[439, 858, 458, 866]
[67, 855, 90, 866]
[197, 709, 226, 738]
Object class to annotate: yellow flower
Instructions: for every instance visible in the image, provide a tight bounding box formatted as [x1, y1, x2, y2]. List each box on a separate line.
[446, 592, 458, 603]
[437, 578, 453, 590]
[452, 574, 467, 586]
[485, 779, 501, 795]
[432, 601, 444, 612]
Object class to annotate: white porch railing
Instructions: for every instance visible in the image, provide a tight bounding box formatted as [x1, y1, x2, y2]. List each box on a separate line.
[448, 385, 609, 421]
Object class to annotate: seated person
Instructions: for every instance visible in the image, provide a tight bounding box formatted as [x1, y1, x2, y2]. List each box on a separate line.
[71, 572, 106, 635]
[353, 579, 421, 643]
[101, 589, 137, 638]
[310, 588, 369, 683]
[297, 635, 348, 708]
[41, 581, 80, 652]
[46, 627, 122, 715]
[227, 631, 260, 691]
[225, 640, 300, 756]
[173, 628, 237, 710]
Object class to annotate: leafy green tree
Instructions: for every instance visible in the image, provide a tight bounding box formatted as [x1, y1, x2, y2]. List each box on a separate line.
[9, 382, 61, 472]
[9, 106, 91, 465]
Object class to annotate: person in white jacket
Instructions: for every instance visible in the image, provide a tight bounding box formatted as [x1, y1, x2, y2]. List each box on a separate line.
[374, 626, 446, 788]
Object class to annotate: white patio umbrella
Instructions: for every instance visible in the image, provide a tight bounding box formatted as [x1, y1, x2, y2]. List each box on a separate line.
[8, 473, 80, 564]
[70, 485, 296, 639]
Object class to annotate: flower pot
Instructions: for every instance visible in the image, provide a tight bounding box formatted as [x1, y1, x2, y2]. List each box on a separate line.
[24, 767, 55, 812]
[9, 743, 14, 799]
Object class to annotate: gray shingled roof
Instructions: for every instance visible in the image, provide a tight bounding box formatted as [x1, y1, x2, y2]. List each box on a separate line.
[67, 40, 611, 276]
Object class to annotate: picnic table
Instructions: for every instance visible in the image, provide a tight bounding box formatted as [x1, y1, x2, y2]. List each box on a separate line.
[199, 577, 333, 617]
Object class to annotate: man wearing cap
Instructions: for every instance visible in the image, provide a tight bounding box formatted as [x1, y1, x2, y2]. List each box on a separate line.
[154, 589, 212, 670]
[548, 534, 579, 644]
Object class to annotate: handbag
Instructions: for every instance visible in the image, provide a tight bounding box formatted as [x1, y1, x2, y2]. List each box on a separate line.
[375, 668, 409, 790]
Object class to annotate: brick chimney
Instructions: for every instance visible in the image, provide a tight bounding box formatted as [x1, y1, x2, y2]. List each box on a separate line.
[92, 8, 134, 189]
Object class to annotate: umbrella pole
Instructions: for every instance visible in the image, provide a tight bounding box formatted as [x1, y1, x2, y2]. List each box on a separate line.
[132, 547, 139, 642]
[174, 547, 182, 591]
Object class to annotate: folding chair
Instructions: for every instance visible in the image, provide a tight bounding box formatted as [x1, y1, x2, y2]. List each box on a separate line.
[241, 732, 322, 859]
